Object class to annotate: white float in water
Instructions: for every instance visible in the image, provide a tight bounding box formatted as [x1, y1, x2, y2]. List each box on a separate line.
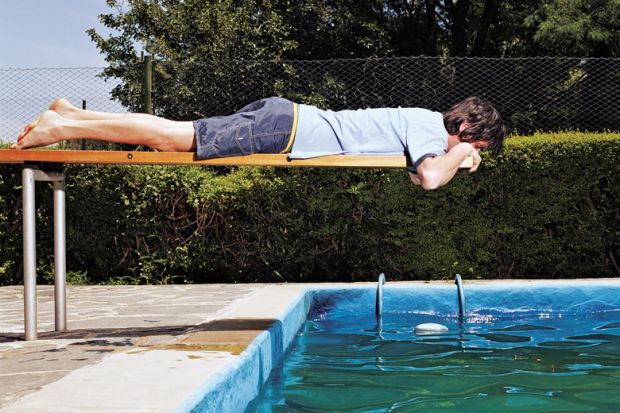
[415, 323, 448, 335]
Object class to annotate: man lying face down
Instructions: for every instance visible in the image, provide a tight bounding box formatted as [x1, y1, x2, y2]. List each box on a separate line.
[12, 96, 505, 190]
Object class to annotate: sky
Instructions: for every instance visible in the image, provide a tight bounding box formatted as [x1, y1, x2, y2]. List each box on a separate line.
[0, 1, 129, 142]
[0, 0, 122, 68]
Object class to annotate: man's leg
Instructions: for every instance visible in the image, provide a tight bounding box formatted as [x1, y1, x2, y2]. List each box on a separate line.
[50, 98, 138, 121]
[18, 99, 132, 140]
[11, 110, 196, 152]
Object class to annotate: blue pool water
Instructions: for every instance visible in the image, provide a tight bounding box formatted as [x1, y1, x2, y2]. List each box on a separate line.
[249, 284, 620, 412]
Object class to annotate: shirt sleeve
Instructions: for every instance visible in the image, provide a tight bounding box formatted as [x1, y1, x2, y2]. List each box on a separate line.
[405, 112, 448, 173]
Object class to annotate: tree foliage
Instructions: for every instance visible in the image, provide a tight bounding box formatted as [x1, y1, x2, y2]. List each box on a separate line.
[90, 0, 619, 63]
[529, 0, 620, 57]
[87, 0, 619, 121]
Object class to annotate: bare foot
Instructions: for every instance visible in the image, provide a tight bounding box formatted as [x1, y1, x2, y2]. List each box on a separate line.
[11, 111, 65, 149]
[16, 99, 77, 143]
[49, 98, 79, 118]
[17, 120, 39, 142]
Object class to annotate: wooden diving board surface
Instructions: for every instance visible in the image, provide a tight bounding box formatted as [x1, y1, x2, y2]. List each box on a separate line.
[0, 149, 474, 169]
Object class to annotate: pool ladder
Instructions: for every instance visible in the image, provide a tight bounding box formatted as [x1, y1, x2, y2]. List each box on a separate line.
[376, 273, 464, 323]
[455, 273, 465, 324]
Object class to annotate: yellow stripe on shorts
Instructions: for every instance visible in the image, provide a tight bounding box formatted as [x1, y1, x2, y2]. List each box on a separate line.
[280, 103, 299, 153]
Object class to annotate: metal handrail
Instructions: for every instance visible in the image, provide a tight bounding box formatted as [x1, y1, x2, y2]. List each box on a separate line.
[455, 273, 465, 325]
[376, 273, 386, 317]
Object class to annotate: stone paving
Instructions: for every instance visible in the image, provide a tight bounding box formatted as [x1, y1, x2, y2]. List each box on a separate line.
[0, 284, 261, 410]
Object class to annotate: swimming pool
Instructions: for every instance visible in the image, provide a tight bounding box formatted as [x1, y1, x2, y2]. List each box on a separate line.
[247, 283, 620, 412]
[184, 280, 620, 413]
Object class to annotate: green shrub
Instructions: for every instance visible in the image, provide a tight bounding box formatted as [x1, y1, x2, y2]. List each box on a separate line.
[0, 132, 618, 285]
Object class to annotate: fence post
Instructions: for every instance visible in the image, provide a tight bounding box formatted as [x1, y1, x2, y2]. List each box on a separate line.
[80, 100, 87, 150]
[142, 55, 153, 115]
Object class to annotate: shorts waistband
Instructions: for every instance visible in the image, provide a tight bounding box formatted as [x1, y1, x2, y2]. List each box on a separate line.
[280, 102, 298, 153]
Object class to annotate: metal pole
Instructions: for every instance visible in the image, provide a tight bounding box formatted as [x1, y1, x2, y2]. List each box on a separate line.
[375, 273, 386, 333]
[21, 166, 68, 340]
[455, 273, 465, 326]
[375, 273, 385, 317]
[22, 167, 38, 340]
[53, 179, 67, 331]
[80, 100, 87, 150]
[142, 55, 153, 115]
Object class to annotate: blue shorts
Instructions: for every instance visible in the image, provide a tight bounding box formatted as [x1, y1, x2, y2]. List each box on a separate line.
[193, 97, 298, 160]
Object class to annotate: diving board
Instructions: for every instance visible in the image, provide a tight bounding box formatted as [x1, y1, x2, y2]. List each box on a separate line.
[0, 149, 474, 169]
[0, 149, 409, 168]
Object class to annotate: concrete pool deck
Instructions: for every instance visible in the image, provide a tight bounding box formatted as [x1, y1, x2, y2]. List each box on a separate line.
[1, 280, 618, 412]
[0, 283, 312, 412]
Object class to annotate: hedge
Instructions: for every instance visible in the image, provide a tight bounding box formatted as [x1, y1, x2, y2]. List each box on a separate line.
[0, 132, 618, 285]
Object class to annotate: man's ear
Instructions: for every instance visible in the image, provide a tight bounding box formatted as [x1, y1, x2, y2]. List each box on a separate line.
[458, 121, 470, 135]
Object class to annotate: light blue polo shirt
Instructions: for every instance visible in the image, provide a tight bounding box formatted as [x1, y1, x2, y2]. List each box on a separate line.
[289, 104, 448, 172]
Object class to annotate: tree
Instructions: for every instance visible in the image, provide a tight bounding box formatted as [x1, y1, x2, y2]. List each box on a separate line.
[89, 0, 299, 116]
[88, 0, 395, 117]
[88, 0, 618, 120]
[529, 0, 619, 57]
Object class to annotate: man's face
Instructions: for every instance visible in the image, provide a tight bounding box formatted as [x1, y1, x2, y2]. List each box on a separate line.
[470, 140, 489, 153]
[459, 122, 490, 152]
[447, 122, 491, 152]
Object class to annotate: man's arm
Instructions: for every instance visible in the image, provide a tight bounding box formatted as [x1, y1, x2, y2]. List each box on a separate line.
[410, 143, 480, 190]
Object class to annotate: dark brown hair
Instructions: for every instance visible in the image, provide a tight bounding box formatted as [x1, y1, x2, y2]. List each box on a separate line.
[443, 96, 506, 157]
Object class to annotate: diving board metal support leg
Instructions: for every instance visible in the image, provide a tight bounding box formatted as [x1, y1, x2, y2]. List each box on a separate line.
[22, 165, 66, 341]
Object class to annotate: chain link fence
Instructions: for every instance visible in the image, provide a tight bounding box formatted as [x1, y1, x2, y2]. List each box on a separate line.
[0, 67, 126, 143]
[1, 57, 619, 142]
